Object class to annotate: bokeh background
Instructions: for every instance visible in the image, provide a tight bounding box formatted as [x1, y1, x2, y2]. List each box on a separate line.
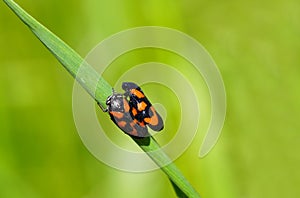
[1, 0, 299, 197]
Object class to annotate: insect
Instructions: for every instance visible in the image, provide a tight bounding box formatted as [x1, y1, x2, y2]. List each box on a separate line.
[103, 91, 149, 137]
[122, 82, 164, 131]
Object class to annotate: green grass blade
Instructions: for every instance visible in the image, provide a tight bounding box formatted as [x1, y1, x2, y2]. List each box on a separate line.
[3, 0, 201, 197]
[134, 137, 200, 197]
[3, 0, 112, 107]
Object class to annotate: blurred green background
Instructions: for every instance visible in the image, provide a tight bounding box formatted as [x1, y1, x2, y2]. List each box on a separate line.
[1, 0, 300, 197]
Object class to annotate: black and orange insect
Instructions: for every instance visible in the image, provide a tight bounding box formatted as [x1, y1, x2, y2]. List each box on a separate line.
[104, 91, 149, 137]
[122, 82, 164, 131]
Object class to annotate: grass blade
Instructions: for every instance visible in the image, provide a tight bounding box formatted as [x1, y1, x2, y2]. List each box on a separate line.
[3, 0, 201, 197]
[3, 0, 112, 107]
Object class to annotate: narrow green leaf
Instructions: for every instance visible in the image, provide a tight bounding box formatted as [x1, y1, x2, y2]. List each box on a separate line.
[134, 137, 201, 197]
[3, 0, 201, 197]
[3, 0, 112, 107]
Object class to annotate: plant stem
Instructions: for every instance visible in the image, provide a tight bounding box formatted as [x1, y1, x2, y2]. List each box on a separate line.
[3, 0, 201, 197]
[134, 137, 200, 197]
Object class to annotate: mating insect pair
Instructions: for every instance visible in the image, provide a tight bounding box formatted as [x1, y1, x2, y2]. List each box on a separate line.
[102, 82, 164, 137]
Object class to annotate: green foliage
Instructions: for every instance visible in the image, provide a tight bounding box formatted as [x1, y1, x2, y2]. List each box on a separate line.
[1, 0, 300, 197]
[3, 0, 200, 197]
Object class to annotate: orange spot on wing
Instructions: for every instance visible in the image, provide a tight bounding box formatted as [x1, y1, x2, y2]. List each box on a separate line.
[117, 121, 127, 128]
[131, 107, 138, 116]
[123, 99, 130, 112]
[137, 101, 147, 111]
[129, 122, 138, 136]
[133, 118, 145, 127]
[131, 89, 144, 99]
[110, 111, 123, 119]
[144, 117, 151, 123]
[145, 107, 159, 125]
